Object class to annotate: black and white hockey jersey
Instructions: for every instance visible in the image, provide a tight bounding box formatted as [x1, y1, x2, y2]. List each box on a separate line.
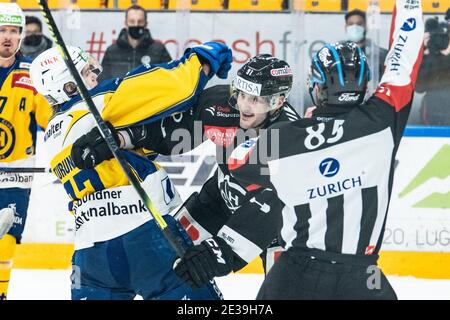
[130, 84, 300, 268]
[228, 2, 424, 261]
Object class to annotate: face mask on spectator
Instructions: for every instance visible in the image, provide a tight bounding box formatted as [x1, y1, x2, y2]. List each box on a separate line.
[346, 24, 365, 43]
[128, 26, 145, 40]
[24, 34, 43, 47]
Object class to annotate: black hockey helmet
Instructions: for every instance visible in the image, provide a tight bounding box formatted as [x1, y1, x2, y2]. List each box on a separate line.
[308, 41, 371, 107]
[229, 54, 293, 112]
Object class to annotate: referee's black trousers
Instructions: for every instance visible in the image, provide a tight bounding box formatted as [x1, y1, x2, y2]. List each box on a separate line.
[257, 248, 397, 300]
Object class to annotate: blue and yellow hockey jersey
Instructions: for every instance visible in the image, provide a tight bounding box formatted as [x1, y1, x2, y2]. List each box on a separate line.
[0, 54, 53, 189]
[44, 52, 209, 249]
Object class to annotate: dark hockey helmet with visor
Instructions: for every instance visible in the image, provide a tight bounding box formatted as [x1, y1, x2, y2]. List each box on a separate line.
[229, 54, 293, 113]
[308, 41, 371, 107]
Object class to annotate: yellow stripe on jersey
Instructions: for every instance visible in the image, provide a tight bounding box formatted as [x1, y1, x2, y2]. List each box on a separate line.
[50, 144, 131, 201]
[0, 65, 53, 163]
[54, 109, 131, 200]
[34, 92, 52, 130]
[102, 53, 203, 127]
[48, 52, 207, 204]
[95, 160, 130, 190]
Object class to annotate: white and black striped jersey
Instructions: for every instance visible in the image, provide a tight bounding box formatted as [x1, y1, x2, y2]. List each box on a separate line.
[228, 1, 424, 259]
[130, 84, 300, 267]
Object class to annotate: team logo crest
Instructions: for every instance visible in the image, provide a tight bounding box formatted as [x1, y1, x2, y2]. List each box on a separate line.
[0, 118, 15, 160]
[401, 18, 416, 32]
[319, 158, 340, 177]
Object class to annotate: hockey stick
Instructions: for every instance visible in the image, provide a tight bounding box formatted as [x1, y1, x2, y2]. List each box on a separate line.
[0, 167, 49, 173]
[37, 0, 186, 257]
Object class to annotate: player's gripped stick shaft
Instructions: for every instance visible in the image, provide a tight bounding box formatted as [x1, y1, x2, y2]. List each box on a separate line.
[0, 167, 48, 173]
[36, 0, 186, 257]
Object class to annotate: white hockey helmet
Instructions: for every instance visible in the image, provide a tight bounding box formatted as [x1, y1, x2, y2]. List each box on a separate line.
[0, 3, 26, 57]
[30, 46, 94, 105]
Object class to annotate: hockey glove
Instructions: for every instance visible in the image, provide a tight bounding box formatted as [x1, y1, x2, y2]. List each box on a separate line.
[186, 42, 232, 80]
[71, 122, 117, 170]
[173, 237, 234, 288]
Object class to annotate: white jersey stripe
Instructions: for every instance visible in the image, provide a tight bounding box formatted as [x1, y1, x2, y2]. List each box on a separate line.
[341, 191, 363, 254]
[306, 199, 328, 251]
[280, 205, 297, 250]
[368, 174, 391, 249]
[218, 225, 262, 263]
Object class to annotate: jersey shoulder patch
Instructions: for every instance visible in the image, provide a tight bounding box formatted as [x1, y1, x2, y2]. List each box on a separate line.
[10, 71, 36, 93]
[18, 62, 31, 70]
[228, 137, 258, 171]
[16, 55, 32, 70]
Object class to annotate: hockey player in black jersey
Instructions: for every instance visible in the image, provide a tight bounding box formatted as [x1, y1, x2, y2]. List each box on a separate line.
[171, 55, 300, 281]
[69, 55, 300, 287]
[172, 0, 425, 299]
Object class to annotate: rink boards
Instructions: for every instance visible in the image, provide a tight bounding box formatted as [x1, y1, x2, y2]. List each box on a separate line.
[16, 128, 450, 278]
[10, 10, 450, 277]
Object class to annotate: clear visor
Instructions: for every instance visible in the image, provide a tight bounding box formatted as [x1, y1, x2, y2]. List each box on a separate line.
[231, 89, 285, 114]
[81, 56, 103, 77]
[230, 76, 288, 114]
[62, 55, 102, 99]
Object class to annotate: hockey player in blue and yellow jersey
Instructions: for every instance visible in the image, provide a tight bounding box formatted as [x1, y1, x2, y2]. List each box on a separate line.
[30, 40, 232, 299]
[0, 3, 53, 300]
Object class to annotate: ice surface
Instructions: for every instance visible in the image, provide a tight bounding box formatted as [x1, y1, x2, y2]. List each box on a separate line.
[7, 269, 450, 300]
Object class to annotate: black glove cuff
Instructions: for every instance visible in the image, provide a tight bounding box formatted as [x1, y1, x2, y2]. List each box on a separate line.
[120, 125, 150, 149]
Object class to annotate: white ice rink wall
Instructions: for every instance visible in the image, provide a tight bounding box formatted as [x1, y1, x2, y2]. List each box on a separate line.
[14, 10, 450, 278]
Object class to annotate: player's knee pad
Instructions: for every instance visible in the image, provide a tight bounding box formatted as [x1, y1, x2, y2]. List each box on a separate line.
[0, 234, 16, 264]
[173, 192, 213, 245]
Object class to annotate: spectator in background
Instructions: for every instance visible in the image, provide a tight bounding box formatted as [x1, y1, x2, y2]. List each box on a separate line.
[20, 16, 52, 59]
[415, 12, 450, 126]
[99, 5, 172, 81]
[344, 9, 387, 76]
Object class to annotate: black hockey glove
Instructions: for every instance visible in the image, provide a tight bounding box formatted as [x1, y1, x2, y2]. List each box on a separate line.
[173, 237, 234, 288]
[71, 122, 117, 170]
